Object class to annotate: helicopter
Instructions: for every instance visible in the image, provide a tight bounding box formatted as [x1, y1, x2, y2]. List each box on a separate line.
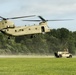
[0, 15, 72, 39]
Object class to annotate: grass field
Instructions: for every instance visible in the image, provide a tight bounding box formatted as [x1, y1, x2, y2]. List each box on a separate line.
[0, 57, 76, 75]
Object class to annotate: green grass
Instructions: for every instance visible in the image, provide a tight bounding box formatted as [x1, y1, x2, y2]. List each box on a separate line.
[0, 57, 76, 75]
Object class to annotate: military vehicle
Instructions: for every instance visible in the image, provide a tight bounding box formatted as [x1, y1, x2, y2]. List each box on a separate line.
[54, 49, 72, 58]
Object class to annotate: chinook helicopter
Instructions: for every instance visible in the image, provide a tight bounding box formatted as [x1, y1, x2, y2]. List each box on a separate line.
[0, 15, 72, 39]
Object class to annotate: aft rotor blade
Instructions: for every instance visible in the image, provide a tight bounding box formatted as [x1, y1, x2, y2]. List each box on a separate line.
[6, 15, 36, 19]
[38, 16, 46, 22]
[38, 16, 73, 22]
[22, 19, 73, 22]
[46, 19, 73, 21]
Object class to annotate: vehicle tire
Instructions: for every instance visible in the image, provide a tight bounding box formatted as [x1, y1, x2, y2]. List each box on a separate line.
[59, 54, 62, 58]
[54, 52, 59, 58]
[67, 55, 72, 58]
[69, 55, 72, 58]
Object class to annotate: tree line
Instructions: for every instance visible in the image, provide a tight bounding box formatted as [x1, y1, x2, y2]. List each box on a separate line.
[0, 28, 76, 55]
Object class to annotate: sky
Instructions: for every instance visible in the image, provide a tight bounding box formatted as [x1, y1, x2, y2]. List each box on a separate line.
[0, 0, 76, 31]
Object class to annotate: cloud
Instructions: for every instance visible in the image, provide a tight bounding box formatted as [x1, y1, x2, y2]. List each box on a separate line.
[0, 0, 76, 17]
[6, 0, 76, 16]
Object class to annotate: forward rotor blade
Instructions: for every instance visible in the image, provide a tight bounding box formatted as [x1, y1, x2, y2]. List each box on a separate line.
[0, 16, 6, 20]
[22, 20, 41, 22]
[7, 15, 36, 19]
[0, 16, 4, 19]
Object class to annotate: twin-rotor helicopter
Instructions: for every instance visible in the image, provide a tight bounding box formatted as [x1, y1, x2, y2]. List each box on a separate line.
[0, 15, 72, 39]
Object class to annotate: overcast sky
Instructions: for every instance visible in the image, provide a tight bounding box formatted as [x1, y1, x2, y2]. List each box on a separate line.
[0, 0, 76, 31]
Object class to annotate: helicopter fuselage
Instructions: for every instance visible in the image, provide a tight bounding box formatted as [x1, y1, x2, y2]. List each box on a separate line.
[1, 21, 50, 36]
